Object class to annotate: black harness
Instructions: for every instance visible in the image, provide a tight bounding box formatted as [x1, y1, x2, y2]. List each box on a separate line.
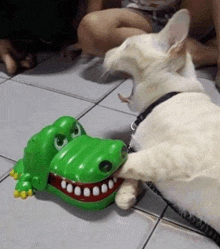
[131, 91, 180, 131]
[128, 91, 180, 153]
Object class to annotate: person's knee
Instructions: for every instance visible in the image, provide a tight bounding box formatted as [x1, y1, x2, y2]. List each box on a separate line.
[78, 13, 106, 50]
[78, 11, 114, 55]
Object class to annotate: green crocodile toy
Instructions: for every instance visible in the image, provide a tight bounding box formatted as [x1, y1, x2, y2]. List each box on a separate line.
[10, 116, 127, 210]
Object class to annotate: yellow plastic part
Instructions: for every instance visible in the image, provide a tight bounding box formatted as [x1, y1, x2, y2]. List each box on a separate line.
[20, 191, 27, 199]
[13, 173, 19, 180]
[27, 189, 33, 196]
[10, 170, 20, 180]
[14, 190, 20, 198]
[10, 169, 15, 177]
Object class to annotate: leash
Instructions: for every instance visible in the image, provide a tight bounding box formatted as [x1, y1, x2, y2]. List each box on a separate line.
[147, 182, 220, 246]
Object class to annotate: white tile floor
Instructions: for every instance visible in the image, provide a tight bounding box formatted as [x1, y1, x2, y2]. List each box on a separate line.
[0, 53, 220, 249]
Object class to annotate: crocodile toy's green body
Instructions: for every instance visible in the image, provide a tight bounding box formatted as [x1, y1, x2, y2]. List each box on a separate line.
[11, 116, 127, 210]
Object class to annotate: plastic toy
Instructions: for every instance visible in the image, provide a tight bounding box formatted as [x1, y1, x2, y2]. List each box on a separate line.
[10, 116, 127, 210]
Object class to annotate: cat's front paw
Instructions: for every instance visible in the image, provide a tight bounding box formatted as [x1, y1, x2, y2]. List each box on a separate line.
[115, 192, 136, 210]
[115, 179, 139, 210]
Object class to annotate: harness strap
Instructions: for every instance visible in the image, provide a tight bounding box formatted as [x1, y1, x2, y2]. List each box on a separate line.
[131, 92, 180, 131]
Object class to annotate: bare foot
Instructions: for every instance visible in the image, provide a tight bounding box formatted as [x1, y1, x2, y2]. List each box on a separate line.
[0, 39, 36, 75]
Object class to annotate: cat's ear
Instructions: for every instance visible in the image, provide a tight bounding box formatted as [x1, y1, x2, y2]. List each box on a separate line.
[157, 9, 190, 54]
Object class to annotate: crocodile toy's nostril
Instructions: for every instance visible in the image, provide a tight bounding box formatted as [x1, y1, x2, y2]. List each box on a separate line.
[99, 161, 112, 173]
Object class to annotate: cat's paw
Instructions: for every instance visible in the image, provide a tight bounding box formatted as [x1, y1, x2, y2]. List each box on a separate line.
[115, 192, 137, 210]
[115, 179, 139, 210]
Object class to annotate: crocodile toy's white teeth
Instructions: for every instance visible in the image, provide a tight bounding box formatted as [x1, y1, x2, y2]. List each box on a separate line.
[93, 186, 100, 196]
[101, 184, 108, 193]
[48, 173, 124, 202]
[108, 180, 114, 189]
[84, 188, 91, 197]
[61, 180, 66, 189]
[74, 186, 81, 196]
[67, 184, 73, 193]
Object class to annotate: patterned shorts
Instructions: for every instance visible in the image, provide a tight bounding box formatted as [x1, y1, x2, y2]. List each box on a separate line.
[126, 2, 181, 33]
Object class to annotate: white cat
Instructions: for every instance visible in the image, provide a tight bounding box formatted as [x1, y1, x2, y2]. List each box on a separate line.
[104, 9, 220, 234]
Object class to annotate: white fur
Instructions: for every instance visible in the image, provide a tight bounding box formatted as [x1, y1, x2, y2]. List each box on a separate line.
[104, 9, 220, 233]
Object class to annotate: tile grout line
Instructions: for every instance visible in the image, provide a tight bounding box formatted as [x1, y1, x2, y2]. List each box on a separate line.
[92, 77, 128, 106]
[141, 205, 168, 249]
[98, 104, 137, 117]
[162, 218, 205, 236]
[0, 169, 12, 183]
[0, 155, 16, 164]
[8, 55, 128, 104]
[95, 78, 127, 105]
[77, 98, 136, 121]
[5, 54, 129, 105]
[81, 77, 127, 108]
[132, 206, 160, 219]
[10, 76, 127, 105]
[6, 51, 91, 101]
[77, 79, 130, 120]
[9, 78, 97, 103]
[0, 78, 11, 85]
[0, 155, 16, 183]
[77, 104, 99, 120]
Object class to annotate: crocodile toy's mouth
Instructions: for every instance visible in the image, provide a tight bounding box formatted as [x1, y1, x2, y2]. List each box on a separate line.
[48, 173, 124, 202]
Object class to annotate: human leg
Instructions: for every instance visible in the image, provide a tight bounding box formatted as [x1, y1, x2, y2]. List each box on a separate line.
[181, 0, 219, 68]
[77, 8, 152, 56]
[186, 37, 218, 67]
[211, 0, 220, 85]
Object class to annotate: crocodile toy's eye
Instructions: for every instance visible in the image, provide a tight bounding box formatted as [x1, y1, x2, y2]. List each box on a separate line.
[71, 123, 81, 138]
[121, 146, 127, 158]
[54, 134, 68, 151]
[99, 161, 112, 173]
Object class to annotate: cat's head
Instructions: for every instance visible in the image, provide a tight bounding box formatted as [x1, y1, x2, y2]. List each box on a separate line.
[104, 9, 191, 112]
